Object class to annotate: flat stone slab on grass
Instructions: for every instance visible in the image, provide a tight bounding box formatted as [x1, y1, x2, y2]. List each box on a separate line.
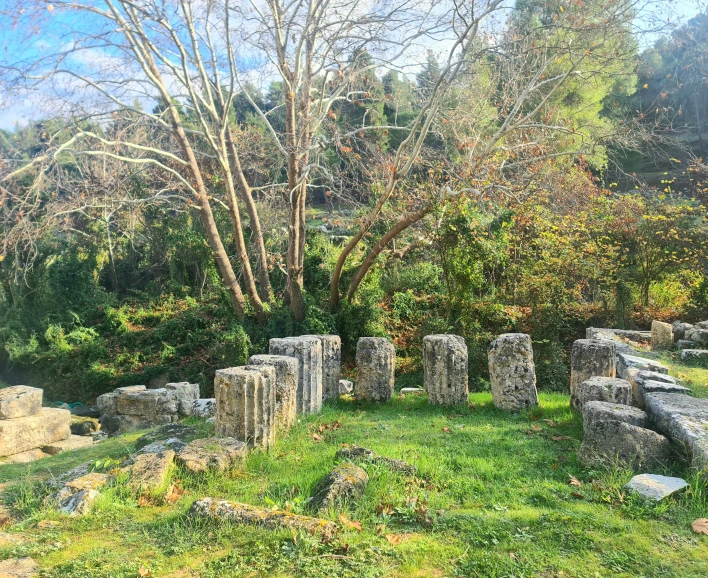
[134, 424, 197, 450]
[189, 498, 337, 540]
[0, 386, 42, 419]
[311, 462, 369, 513]
[582, 401, 649, 428]
[335, 445, 417, 475]
[42, 435, 95, 456]
[0, 408, 71, 458]
[625, 474, 689, 501]
[680, 349, 708, 363]
[54, 472, 112, 516]
[0, 557, 39, 578]
[644, 393, 708, 474]
[176, 437, 247, 473]
[125, 450, 174, 496]
[137, 438, 187, 455]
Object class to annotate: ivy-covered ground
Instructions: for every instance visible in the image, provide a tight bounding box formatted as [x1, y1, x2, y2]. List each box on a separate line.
[0, 358, 707, 578]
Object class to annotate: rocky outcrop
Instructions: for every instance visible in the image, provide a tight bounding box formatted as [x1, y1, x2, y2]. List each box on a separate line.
[335, 445, 416, 474]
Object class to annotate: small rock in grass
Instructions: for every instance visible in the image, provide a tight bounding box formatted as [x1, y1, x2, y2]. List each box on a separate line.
[54, 472, 112, 516]
[624, 473, 689, 501]
[399, 387, 424, 394]
[176, 437, 247, 473]
[189, 498, 337, 540]
[335, 445, 416, 475]
[0, 557, 39, 578]
[137, 438, 187, 455]
[310, 462, 369, 513]
[134, 424, 197, 450]
[338, 380, 354, 395]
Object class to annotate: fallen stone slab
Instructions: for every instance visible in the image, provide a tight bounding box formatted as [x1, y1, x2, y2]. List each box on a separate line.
[624, 473, 689, 501]
[1, 449, 50, 464]
[582, 401, 649, 428]
[124, 450, 174, 496]
[54, 472, 112, 516]
[586, 327, 651, 344]
[616, 353, 668, 380]
[0, 557, 39, 578]
[624, 368, 691, 409]
[0, 408, 71, 458]
[189, 498, 338, 540]
[70, 416, 100, 436]
[339, 380, 353, 395]
[42, 435, 95, 456]
[676, 340, 699, 350]
[176, 437, 247, 473]
[399, 387, 424, 395]
[575, 376, 631, 410]
[637, 370, 678, 384]
[579, 420, 672, 470]
[0, 386, 42, 419]
[644, 393, 708, 474]
[335, 445, 416, 475]
[137, 438, 187, 455]
[134, 424, 197, 450]
[685, 327, 708, 345]
[311, 462, 369, 513]
[680, 349, 708, 363]
[191, 398, 216, 419]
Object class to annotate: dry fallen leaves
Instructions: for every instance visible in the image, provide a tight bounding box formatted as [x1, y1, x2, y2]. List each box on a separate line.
[441, 426, 451, 433]
[138, 567, 151, 577]
[692, 518, 708, 535]
[338, 515, 362, 532]
[568, 475, 583, 488]
[37, 520, 59, 529]
[385, 534, 403, 545]
[552, 435, 573, 441]
[312, 433, 324, 442]
[166, 484, 184, 505]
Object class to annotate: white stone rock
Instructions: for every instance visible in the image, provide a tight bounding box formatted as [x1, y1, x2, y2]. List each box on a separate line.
[191, 398, 217, 419]
[624, 474, 689, 501]
[338, 380, 353, 395]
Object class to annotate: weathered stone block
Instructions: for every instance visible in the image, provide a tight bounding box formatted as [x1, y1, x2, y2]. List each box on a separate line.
[54, 472, 112, 516]
[311, 462, 369, 513]
[248, 354, 299, 430]
[570, 339, 615, 410]
[625, 473, 689, 501]
[355, 337, 396, 402]
[191, 398, 216, 419]
[96, 392, 118, 416]
[685, 327, 708, 345]
[125, 450, 174, 496]
[115, 388, 179, 417]
[575, 377, 631, 410]
[176, 437, 247, 473]
[1, 449, 50, 464]
[624, 367, 690, 409]
[335, 445, 416, 474]
[165, 382, 200, 416]
[339, 379, 353, 395]
[680, 349, 708, 363]
[41, 435, 94, 456]
[644, 393, 708, 474]
[0, 386, 42, 419]
[0, 408, 71, 458]
[423, 334, 469, 405]
[616, 353, 667, 380]
[214, 366, 275, 449]
[269, 337, 323, 414]
[488, 333, 538, 411]
[302, 335, 341, 402]
[676, 339, 699, 349]
[579, 419, 672, 469]
[651, 320, 673, 351]
[582, 400, 649, 428]
[672, 321, 693, 342]
[101, 413, 177, 434]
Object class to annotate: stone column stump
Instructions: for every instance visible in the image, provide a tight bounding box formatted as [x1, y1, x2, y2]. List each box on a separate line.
[355, 338, 395, 402]
[269, 337, 323, 414]
[423, 335, 469, 405]
[215, 366, 276, 449]
[651, 321, 673, 351]
[248, 354, 299, 431]
[302, 335, 342, 402]
[488, 333, 538, 411]
[570, 339, 616, 411]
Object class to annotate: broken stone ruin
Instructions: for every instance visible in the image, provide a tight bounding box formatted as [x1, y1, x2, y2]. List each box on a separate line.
[423, 334, 469, 405]
[355, 337, 396, 402]
[0, 386, 93, 464]
[487, 333, 538, 411]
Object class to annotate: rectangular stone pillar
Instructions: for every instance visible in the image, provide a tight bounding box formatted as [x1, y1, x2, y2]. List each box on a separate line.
[651, 321, 673, 351]
[423, 335, 468, 405]
[269, 337, 323, 414]
[355, 337, 395, 402]
[570, 339, 616, 411]
[488, 333, 538, 411]
[302, 335, 341, 402]
[248, 354, 299, 431]
[244, 365, 276, 449]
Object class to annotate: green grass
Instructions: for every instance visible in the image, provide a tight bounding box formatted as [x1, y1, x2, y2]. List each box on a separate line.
[0, 387, 706, 577]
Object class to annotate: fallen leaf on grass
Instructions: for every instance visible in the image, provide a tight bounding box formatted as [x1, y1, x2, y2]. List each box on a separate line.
[441, 427, 451, 433]
[37, 520, 59, 529]
[692, 518, 708, 535]
[544, 420, 559, 427]
[385, 534, 403, 545]
[139, 567, 151, 577]
[338, 515, 362, 531]
[312, 433, 323, 442]
[568, 475, 582, 488]
[570, 492, 584, 499]
[552, 435, 573, 441]
[166, 484, 184, 504]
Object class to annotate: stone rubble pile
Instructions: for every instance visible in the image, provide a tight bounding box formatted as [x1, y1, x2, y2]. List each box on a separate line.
[0, 386, 92, 464]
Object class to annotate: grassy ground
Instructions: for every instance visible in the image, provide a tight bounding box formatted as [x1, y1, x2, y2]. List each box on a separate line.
[0, 384, 707, 576]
